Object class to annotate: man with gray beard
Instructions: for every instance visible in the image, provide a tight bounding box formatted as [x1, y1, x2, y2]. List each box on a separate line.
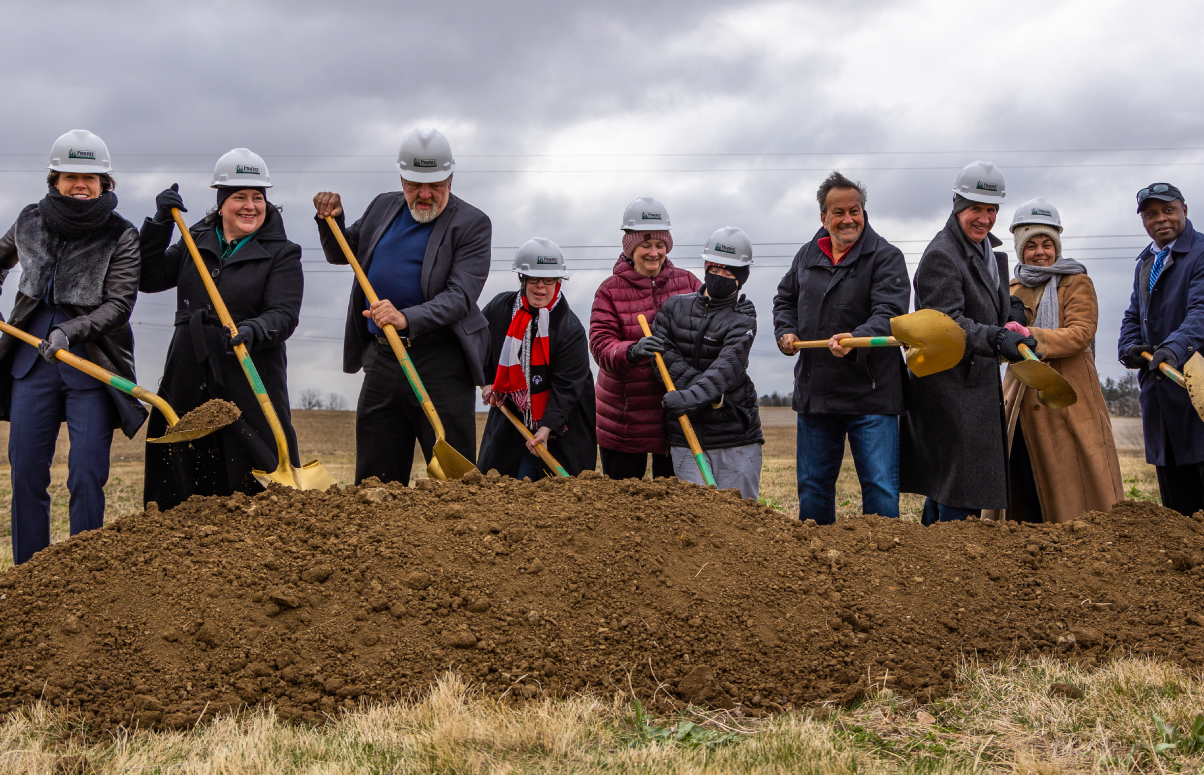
[314, 128, 491, 485]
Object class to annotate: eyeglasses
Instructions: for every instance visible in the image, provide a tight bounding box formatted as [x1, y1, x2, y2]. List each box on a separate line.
[1137, 183, 1181, 204]
[524, 277, 560, 286]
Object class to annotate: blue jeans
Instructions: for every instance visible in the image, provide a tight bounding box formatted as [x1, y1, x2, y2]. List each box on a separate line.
[921, 499, 981, 526]
[796, 413, 899, 525]
[516, 449, 546, 482]
[9, 355, 115, 565]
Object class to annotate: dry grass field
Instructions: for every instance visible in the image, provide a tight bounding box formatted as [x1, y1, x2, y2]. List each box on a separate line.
[0, 408, 1185, 773]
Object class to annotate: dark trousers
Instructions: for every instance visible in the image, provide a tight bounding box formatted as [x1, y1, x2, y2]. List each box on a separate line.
[921, 498, 981, 525]
[355, 340, 476, 486]
[9, 355, 115, 565]
[599, 446, 673, 480]
[1007, 425, 1043, 522]
[1154, 435, 1204, 516]
[796, 413, 899, 525]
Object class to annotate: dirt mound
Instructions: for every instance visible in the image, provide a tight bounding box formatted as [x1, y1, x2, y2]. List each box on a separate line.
[0, 475, 1202, 731]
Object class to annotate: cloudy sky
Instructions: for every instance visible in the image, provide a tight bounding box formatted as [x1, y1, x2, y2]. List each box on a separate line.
[3, 0, 1203, 407]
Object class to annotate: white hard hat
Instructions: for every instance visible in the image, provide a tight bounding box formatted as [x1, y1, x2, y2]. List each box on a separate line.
[397, 128, 455, 183]
[952, 160, 1006, 204]
[620, 196, 672, 231]
[48, 129, 112, 174]
[700, 226, 753, 267]
[512, 237, 569, 279]
[211, 148, 273, 188]
[1009, 197, 1062, 233]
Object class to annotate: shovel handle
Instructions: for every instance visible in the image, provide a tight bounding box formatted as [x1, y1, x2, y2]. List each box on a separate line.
[323, 216, 447, 439]
[171, 209, 292, 465]
[792, 336, 900, 350]
[1140, 350, 1188, 388]
[0, 319, 180, 425]
[1017, 343, 1041, 362]
[496, 402, 570, 478]
[637, 314, 716, 487]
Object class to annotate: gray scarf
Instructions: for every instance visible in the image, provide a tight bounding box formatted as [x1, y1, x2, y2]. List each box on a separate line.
[12, 202, 122, 306]
[1013, 258, 1087, 330]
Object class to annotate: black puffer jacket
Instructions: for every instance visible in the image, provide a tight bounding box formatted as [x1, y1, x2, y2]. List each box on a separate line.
[652, 289, 763, 450]
[0, 204, 146, 438]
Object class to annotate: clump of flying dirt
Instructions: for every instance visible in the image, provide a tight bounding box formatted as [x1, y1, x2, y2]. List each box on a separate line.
[0, 472, 1202, 732]
[166, 399, 241, 434]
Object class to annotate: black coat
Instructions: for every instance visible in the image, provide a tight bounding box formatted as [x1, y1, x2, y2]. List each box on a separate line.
[772, 219, 910, 415]
[653, 289, 763, 450]
[138, 208, 303, 509]
[316, 192, 493, 385]
[477, 290, 597, 476]
[0, 205, 146, 438]
[900, 212, 1009, 509]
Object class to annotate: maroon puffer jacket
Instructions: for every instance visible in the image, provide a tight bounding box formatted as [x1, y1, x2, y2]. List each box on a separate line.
[589, 256, 701, 454]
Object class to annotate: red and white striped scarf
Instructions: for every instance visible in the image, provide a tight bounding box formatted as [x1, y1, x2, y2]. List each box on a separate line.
[492, 285, 560, 428]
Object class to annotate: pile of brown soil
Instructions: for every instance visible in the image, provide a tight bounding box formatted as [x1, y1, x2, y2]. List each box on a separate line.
[166, 399, 242, 434]
[0, 475, 1201, 732]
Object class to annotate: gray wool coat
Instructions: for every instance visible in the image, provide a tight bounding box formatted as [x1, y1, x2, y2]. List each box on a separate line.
[899, 212, 1010, 510]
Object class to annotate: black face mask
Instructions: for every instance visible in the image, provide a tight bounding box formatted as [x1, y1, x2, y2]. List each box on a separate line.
[705, 271, 739, 299]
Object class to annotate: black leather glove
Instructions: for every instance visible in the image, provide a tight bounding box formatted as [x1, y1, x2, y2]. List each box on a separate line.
[1121, 342, 1152, 369]
[735, 293, 756, 316]
[1007, 295, 1028, 326]
[225, 324, 255, 353]
[38, 328, 68, 362]
[663, 390, 690, 418]
[154, 183, 186, 223]
[627, 334, 665, 363]
[1148, 347, 1178, 374]
[994, 327, 1038, 362]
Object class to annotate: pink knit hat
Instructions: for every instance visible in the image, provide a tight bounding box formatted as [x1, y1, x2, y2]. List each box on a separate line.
[622, 229, 673, 259]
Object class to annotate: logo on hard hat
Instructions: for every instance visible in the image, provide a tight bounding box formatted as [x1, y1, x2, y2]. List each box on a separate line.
[1032, 207, 1052, 217]
[714, 242, 737, 254]
[235, 164, 261, 175]
[641, 212, 662, 220]
[536, 256, 559, 265]
[68, 149, 96, 160]
[412, 158, 437, 168]
[976, 181, 998, 192]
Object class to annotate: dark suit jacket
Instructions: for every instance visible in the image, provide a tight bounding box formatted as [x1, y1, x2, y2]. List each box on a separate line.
[316, 191, 492, 384]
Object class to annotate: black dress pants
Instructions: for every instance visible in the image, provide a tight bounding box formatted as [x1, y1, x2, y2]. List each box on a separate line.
[355, 339, 476, 486]
[599, 446, 674, 480]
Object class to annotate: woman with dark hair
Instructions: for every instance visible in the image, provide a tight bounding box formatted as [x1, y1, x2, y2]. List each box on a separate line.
[139, 148, 304, 509]
[0, 129, 145, 565]
[478, 238, 596, 479]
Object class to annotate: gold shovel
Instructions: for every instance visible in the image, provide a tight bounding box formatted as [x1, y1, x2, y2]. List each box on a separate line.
[1010, 344, 1077, 409]
[0, 320, 233, 443]
[324, 216, 478, 481]
[172, 209, 336, 490]
[791, 309, 966, 376]
[1142, 350, 1204, 422]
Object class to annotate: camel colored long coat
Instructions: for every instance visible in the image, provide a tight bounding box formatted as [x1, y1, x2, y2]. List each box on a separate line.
[984, 274, 1124, 523]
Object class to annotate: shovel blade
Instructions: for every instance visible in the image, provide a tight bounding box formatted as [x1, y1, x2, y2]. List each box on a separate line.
[1182, 352, 1204, 422]
[890, 309, 966, 377]
[148, 426, 223, 444]
[252, 459, 338, 491]
[1009, 360, 1078, 409]
[427, 438, 478, 481]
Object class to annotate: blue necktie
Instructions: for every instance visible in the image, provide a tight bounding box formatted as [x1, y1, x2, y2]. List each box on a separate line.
[1149, 247, 1170, 293]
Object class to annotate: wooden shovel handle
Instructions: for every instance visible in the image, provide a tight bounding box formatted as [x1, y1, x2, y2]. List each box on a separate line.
[792, 336, 900, 350]
[496, 403, 570, 478]
[1141, 350, 1188, 387]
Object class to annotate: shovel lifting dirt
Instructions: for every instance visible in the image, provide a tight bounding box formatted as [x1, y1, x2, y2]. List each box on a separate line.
[171, 209, 337, 490]
[1009, 343, 1077, 409]
[637, 313, 717, 487]
[323, 216, 478, 481]
[0, 319, 236, 443]
[790, 309, 966, 377]
[496, 402, 570, 478]
[1141, 350, 1204, 422]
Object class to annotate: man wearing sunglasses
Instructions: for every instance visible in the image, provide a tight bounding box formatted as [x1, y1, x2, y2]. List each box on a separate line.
[1119, 182, 1204, 515]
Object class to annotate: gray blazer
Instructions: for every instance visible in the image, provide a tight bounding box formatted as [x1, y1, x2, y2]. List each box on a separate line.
[317, 192, 492, 385]
[899, 212, 1010, 510]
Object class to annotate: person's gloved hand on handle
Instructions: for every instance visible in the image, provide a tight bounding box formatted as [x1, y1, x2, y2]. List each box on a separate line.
[38, 328, 68, 362]
[627, 334, 665, 363]
[153, 184, 186, 224]
[994, 326, 1038, 362]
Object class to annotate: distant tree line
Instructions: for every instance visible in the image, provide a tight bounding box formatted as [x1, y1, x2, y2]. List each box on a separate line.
[758, 391, 794, 407]
[295, 388, 349, 411]
[1101, 374, 1140, 417]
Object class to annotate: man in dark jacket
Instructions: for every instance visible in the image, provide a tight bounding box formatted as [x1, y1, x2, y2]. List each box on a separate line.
[773, 172, 909, 525]
[1118, 183, 1204, 515]
[652, 226, 763, 499]
[313, 128, 491, 485]
[900, 161, 1037, 524]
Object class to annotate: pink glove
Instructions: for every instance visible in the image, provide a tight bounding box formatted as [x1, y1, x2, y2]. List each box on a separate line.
[1005, 321, 1031, 338]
